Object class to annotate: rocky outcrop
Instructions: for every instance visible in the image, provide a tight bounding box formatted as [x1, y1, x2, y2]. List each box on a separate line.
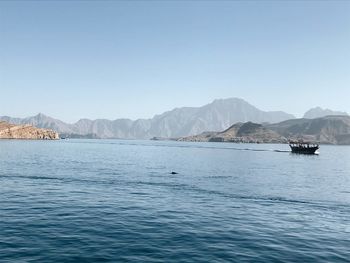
[0, 121, 59, 140]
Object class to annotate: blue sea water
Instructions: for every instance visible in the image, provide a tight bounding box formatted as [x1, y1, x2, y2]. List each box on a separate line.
[0, 139, 350, 262]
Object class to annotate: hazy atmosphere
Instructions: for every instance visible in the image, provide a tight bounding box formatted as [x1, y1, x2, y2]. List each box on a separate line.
[1, 1, 349, 122]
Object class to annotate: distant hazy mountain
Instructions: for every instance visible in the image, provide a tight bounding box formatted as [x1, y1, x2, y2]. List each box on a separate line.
[267, 115, 350, 144]
[0, 98, 295, 139]
[148, 98, 294, 138]
[179, 115, 350, 145]
[303, 107, 348, 119]
[0, 113, 73, 134]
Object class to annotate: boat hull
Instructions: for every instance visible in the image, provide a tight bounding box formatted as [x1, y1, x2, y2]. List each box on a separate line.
[290, 146, 319, 154]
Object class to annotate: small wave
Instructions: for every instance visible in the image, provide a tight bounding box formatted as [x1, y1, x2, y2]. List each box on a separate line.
[0, 174, 59, 181]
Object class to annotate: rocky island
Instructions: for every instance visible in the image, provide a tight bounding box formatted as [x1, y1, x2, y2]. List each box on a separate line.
[0, 121, 59, 140]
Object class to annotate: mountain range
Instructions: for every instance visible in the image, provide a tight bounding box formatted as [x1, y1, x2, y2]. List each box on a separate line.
[1, 98, 348, 139]
[303, 107, 348, 119]
[179, 116, 350, 145]
[0, 98, 295, 139]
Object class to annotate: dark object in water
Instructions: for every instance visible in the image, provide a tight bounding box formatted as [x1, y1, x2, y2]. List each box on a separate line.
[170, 172, 178, 175]
[289, 141, 319, 154]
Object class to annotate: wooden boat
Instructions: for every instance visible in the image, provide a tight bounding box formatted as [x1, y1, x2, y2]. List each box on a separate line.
[289, 141, 319, 154]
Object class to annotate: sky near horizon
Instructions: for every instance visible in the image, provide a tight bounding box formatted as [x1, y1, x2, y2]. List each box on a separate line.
[0, 1, 349, 123]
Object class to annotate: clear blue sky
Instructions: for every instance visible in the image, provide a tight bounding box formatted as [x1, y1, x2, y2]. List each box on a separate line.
[1, 1, 349, 123]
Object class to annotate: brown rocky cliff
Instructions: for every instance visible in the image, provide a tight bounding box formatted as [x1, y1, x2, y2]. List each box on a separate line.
[0, 121, 59, 140]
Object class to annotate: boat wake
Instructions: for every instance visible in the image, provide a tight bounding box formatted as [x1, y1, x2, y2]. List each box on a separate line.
[65, 140, 291, 154]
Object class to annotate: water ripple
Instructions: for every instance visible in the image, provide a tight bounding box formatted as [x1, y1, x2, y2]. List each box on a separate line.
[0, 140, 350, 262]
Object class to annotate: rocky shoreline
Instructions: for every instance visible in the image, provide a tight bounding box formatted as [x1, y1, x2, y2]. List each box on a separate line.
[0, 121, 59, 140]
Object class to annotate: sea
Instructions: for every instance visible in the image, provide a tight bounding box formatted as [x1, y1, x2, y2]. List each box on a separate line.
[0, 139, 349, 262]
